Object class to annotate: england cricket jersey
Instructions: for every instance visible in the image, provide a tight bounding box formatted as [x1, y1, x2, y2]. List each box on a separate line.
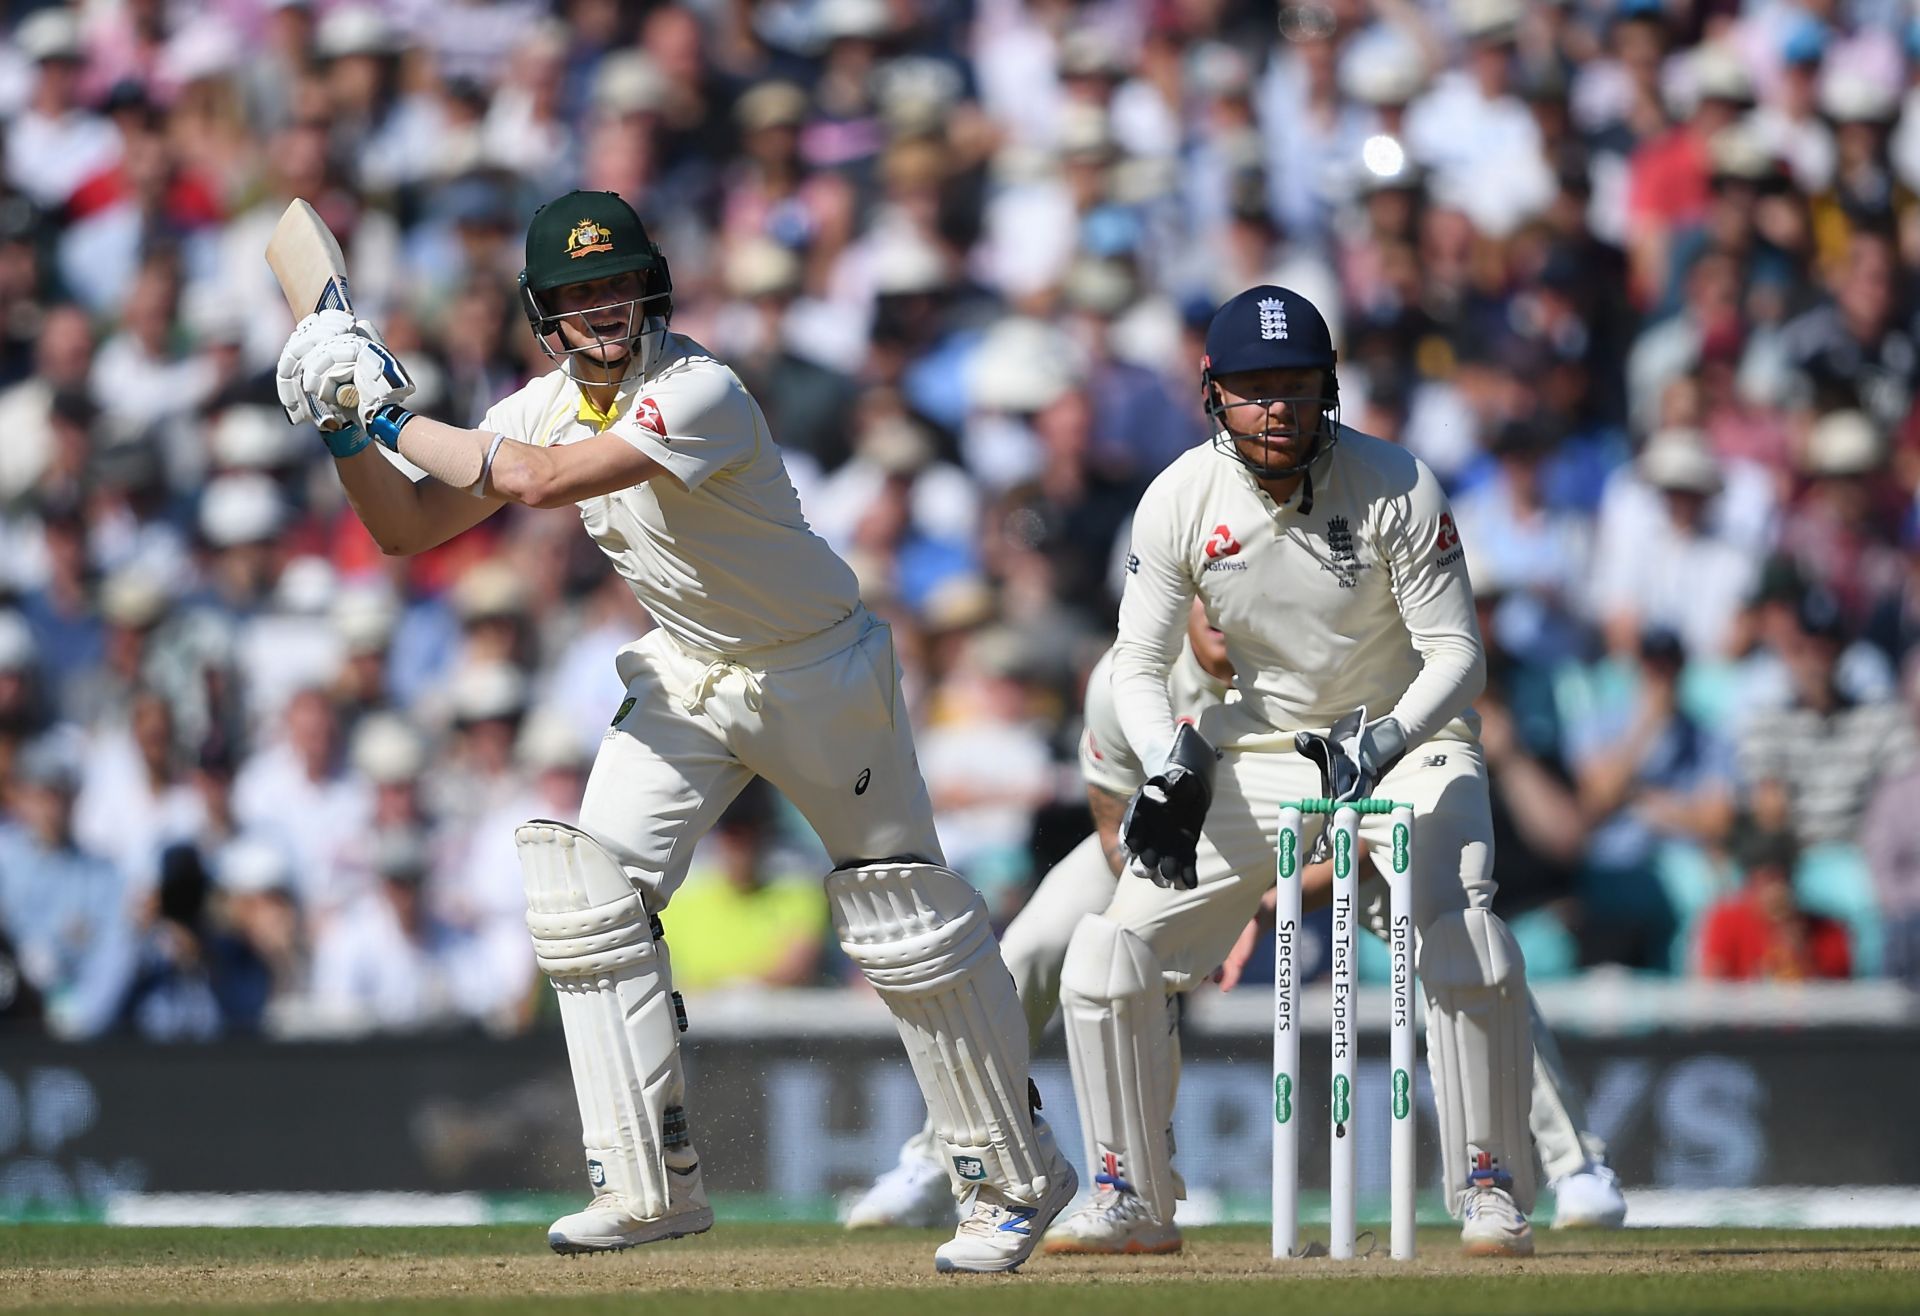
[1079, 643, 1231, 798]
[480, 334, 860, 656]
[1111, 426, 1484, 772]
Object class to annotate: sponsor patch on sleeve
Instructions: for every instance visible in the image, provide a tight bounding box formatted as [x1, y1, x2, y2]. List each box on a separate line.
[1433, 513, 1463, 567]
[632, 396, 666, 436]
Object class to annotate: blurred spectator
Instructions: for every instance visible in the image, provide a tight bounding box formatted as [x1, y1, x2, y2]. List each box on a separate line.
[310, 823, 517, 1032]
[665, 780, 828, 991]
[1697, 824, 1852, 981]
[5, 10, 119, 210]
[1403, 0, 1555, 241]
[1589, 426, 1758, 660]
[210, 836, 305, 1020]
[1774, 228, 1919, 435]
[1862, 653, 1920, 987]
[73, 686, 200, 894]
[1738, 589, 1916, 850]
[1455, 418, 1591, 607]
[0, 305, 96, 506]
[438, 709, 586, 1020]
[1778, 409, 1904, 621]
[233, 686, 369, 920]
[1735, 556, 1897, 719]
[0, 733, 136, 1037]
[118, 842, 273, 1040]
[919, 627, 1055, 909]
[1565, 626, 1735, 969]
[425, 660, 530, 827]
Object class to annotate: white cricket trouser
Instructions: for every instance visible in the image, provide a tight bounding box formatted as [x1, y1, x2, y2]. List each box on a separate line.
[1102, 734, 1602, 1182]
[1104, 735, 1494, 988]
[578, 607, 942, 905]
[999, 832, 1121, 1044]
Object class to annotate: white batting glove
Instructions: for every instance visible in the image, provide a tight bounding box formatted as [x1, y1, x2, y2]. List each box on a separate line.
[296, 333, 416, 432]
[275, 309, 360, 426]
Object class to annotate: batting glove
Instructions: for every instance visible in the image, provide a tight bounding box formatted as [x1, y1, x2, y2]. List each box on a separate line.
[275, 308, 359, 426]
[295, 334, 416, 435]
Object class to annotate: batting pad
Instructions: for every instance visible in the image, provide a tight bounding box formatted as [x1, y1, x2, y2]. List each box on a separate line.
[1059, 914, 1179, 1220]
[519, 820, 695, 1219]
[826, 862, 1052, 1203]
[1419, 907, 1536, 1216]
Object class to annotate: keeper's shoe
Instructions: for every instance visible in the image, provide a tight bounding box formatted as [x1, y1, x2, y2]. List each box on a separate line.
[1459, 1175, 1534, 1257]
[1041, 1174, 1181, 1256]
[933, 1121, 1077, 1274]
[1549, 1163, 1627, 1230]
[547, 1160, 714, 1254]
[846, 1142, 957, 1230]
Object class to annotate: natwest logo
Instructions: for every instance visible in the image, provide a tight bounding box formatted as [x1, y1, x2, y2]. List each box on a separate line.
[632, 396, 665, 435]
[1203, 524, 1241, 559]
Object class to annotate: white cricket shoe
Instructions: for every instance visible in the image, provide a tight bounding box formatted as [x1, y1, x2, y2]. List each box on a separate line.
[1550, 1163, 1627, 1229]
[846, 1144, 957, 1230]
[933, 1122, 1078, 1274]
[1460, 1182, 1534, 1257]
[547, 1162, 714, 1254]
[1042, 1177, 1181, 1256]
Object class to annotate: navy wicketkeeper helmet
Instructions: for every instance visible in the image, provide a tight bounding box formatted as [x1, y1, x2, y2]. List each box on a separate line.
[1202, 284, 1342, 481]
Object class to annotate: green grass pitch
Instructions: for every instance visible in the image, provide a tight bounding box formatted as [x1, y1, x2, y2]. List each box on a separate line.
[3, 1224, 1917, 1314]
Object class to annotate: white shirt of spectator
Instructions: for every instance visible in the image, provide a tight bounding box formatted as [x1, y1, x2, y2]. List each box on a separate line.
[1079, 642, 1232, 800]
[1111, 427, 1483, 772]
[1587, 466, 1763, 661]
[3, 103, 118, 209]
[478, 333, 861, 657]
[1402, 71, 1556, 239]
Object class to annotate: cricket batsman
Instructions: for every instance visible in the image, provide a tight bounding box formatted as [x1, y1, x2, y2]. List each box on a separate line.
[853, 614, 1625, 1246]
[273, 191, 1075, 1273]
[1067, 284, 1541, 1257]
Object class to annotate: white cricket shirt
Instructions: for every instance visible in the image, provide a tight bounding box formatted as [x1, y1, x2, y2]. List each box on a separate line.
[481, 334, 861, 657]
[1111, 427, 1485, 773]
[1079, 642, 1233, 798]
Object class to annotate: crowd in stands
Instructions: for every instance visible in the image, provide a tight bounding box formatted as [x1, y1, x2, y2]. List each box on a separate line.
[5, 0, 1920, 1040]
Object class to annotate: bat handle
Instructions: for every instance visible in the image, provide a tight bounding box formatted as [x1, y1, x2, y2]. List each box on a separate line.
[336, 384, 360, 410]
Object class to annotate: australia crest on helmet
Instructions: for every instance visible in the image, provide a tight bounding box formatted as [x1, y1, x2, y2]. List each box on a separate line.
[567, 219, 615, 259]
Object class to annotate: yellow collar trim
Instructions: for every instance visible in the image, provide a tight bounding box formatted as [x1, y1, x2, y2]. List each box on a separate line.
[576, 390, 623, 433]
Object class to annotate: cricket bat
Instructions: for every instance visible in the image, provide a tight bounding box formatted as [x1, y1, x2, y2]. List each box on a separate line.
[265, 198, 359, 413]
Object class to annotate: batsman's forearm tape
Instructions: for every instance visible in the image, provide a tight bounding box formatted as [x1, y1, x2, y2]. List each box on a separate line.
[382, 411, 489, 489]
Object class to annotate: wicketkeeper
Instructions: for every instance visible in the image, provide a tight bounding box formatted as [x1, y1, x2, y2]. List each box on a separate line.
[1071, 284, 1541, 1257]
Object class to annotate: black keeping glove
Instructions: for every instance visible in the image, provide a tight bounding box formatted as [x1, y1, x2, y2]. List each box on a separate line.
[1120, 724, 1218, 889]
[1292, 707, 1408, 805]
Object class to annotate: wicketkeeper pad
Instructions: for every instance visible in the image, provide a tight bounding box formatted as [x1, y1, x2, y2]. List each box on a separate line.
[519, 820, 698, 1220]
[1419, 906, 1536, 1215]
[826, 862, 1052, 1203]
[1059, 913, 1179, 1221]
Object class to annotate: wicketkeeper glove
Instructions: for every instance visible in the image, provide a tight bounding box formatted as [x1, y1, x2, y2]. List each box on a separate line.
[1292, 707, 1408, 805]
[1119, 723, 1218, 890]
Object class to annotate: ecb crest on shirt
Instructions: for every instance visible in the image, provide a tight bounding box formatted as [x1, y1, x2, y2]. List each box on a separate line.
[1320, 515, 1370, 588]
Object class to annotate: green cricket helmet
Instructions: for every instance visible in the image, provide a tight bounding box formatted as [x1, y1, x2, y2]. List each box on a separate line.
[518, 190, 673, 369]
